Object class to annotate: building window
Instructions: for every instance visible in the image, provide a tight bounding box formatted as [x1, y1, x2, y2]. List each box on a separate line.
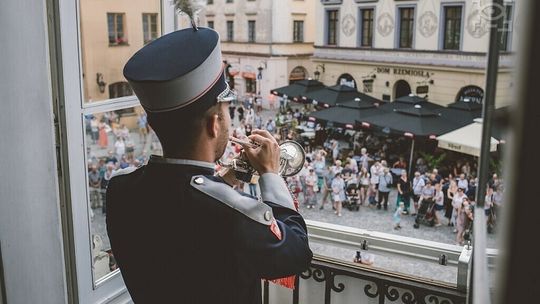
[359, 8, 374, 47]
[208, 0, 213, 4]
[443, 6, 462, 50]
[293, 20, 304, 42]
[226, 21, 234, 41]
[248, 20, 256, 42]
[326, 10, 339, 45]
[245, 78, 256, 93]
[226, 0, 233, 3]
[142, 13, 158, 44]
[207, 20, 214, 29]
[500, 5, 513, 51]
[107, 13, 127, 45]
[108, 82, 133, 99]
[398, 7, 414, 48]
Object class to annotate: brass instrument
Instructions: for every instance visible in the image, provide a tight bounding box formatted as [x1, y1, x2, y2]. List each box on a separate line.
[221, 138, 306, 183]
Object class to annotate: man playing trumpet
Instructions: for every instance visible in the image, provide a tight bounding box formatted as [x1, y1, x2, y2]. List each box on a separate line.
[105, 24, 312, 304]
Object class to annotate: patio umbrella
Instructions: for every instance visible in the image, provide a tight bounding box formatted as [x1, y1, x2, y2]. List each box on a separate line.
[270, 79, 325, 101]
[337, 95, 385, 109]
[441, 101, 482, 125]
[359, 104, 466, 175]
[436, 119, 499, 157]
[300, 85, 362, 108]
[377, 94, 446, 112]
[308, 103, 387, 128]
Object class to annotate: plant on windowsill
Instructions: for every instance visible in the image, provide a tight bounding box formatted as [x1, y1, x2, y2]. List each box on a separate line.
[109, 37, 129, 46]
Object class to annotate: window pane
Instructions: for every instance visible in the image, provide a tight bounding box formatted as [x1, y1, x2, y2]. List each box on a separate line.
[85, 106, 162, 281]
[80, 0, 161, 103]
[444, 6, 462, 50]
[399, 8, 414, 48]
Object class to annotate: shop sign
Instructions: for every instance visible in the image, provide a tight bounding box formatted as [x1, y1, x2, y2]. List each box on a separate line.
[376, 67, 432, 78]
[416, 85, 429, 94]
[457, 85, 484, 104]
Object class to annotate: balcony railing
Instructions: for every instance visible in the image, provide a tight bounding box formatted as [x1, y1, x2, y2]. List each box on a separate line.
[261, 220, 499, 303]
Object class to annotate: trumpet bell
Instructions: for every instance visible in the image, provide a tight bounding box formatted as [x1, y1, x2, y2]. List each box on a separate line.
[278, 140, 305, 177]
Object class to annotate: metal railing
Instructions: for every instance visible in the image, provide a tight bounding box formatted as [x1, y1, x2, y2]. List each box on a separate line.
[261, 220, 501, 303]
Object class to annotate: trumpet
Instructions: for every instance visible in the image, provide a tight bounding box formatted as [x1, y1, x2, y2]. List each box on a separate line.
[220, 137, 306, 183]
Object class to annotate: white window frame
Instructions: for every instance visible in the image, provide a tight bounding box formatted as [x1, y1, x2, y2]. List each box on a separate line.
[439, 2, 465, 51]
[56, 0, 174, 303]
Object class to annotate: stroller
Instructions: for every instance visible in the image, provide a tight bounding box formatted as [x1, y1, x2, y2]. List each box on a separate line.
[413, 198, 436, 228]
[343, 183, 360, 211]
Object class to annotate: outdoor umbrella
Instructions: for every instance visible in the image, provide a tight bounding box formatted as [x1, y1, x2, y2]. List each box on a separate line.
[377, 94, 446, 112]
[436, 119, 499, 157]
[359, 104, 466, 175]
[270, 79, 325, 101]
[300, 85, 362, 108]
[309, 103, 386, 128]
[441, 101, 482, 125]
[337, 95, 385, 109]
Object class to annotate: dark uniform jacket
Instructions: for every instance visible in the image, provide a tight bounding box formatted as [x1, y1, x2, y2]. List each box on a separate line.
[106, 156, 312, 304]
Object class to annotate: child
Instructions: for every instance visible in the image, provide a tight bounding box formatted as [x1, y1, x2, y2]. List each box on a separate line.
[393, 202, 405, 230]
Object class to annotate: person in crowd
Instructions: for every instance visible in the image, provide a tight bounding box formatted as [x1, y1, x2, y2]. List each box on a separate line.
[466, 177, 477, 202]
[456, 198, 474, 245]
[348, 155, 358, 174]
[416, 157, 428, 174]
[114, 137, 126, 159]
[265, 118, 276, 134]
[245, 124, 253, 137]
[368, 161, 382, 205]
[298, 162, 309, 205]
[396, 170, 412, 213]
[393, 202, 405, 230]
[100, 163, 115, 214]
[253, 110, 263, 129]
[445, 174, 458, 225]
[451, 187, 467, 231]
[377, 168, 393, 210]
[461, 161, 472, 177]
[393, 157, 407, 170]
[98, 120, 109, 149]
[411, 171, 425, 216]
[319, 165, 334, 210]
[358, 166, 370, 205]
[331, 159, 343, 176]
[305, 167, 318, 209]
[237, 104, 245, 122]
[330, 139, 339, 162]
[88, 165, 101, 209]
[228, 103, 236, 124]
[489, 173, 502, 190]
[331, 173, 346, 217]
[433, 183, 445, 226]
[137, 112, 148, 144]
[432, 168, 442, 184]
[457, 174, 469, 193]
[256, 95, 263, 112]
[358, 147, 372, 170]
[90, 116, 99, 144]
[312, 150, 327, 192]
[418, 180, 435, 217]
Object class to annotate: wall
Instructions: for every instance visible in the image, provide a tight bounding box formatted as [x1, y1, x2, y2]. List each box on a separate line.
[0, 0, 67, 303]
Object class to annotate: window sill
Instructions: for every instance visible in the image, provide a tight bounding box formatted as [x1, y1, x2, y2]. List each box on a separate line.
[108, 43, 130, 47]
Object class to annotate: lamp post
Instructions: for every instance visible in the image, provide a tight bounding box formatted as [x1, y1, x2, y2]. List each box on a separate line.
[96, 73, 106, 93]
[314, 64, 325, 80]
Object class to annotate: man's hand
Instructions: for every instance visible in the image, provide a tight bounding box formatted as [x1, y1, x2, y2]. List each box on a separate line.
[239, 129, 280, 175]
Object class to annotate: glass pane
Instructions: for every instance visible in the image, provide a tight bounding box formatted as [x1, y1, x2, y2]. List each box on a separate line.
[85, 106, 162, 281]
[80, 0, 161, 103]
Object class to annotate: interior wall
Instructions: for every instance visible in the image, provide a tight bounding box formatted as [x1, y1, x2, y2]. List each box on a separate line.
[0, 0, 67, 303]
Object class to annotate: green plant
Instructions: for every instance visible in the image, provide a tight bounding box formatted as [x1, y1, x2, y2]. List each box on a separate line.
[419, 151, 446, 171]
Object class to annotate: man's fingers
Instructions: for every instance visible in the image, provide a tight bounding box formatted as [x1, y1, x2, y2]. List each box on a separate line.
[251, 129, 276, 142]
[247, 134, 271, 146]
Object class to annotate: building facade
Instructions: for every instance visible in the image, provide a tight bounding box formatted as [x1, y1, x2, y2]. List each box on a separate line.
[314, 0, 518, 107]
[197, 0, 316, 104]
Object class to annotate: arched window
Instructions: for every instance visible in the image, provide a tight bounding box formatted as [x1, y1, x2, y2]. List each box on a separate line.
[289, 66, 308, 84]
[456, 85, 484, 104]
[393, 80, 411, 99]
[336, 73, 357, 88]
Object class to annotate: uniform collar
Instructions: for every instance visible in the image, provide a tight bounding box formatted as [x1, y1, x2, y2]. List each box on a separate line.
[149, 155, 216, 172]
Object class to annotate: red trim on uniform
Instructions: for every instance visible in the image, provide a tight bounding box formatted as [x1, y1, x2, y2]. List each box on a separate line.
[270, 219, 282, 241]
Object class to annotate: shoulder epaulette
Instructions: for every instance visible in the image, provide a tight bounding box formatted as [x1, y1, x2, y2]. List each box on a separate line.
[190, 175, 273, 226]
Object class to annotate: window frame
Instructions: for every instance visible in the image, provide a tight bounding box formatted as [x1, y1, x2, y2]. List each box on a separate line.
[325, 9, 340, 46]
[439, 3, 464, 51]
[395, 5, 416, 49]
[142, 13, 159, 44]
[56, 0, 172, 302]
[293, 20, 304, 43]
[248, 20, 256, 43]
[207, 20, 214, 29]
[358, 6, 375, 48]
[226, 20, 234, 41]
[107, 12, 127, 46]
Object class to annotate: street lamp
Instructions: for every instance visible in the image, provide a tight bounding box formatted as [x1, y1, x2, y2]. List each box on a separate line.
[314, 64, 325, 80]
[96, 73, 106, 93]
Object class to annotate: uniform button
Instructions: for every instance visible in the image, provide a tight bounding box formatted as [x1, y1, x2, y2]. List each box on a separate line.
[264, 211, 272, 221]
[194, 177, 204, 185]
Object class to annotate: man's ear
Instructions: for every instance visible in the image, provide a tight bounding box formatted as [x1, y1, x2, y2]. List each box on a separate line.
[207, 113, 220, 138]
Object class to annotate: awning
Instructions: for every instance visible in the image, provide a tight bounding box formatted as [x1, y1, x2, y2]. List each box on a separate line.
[436, 120, 499, 157]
